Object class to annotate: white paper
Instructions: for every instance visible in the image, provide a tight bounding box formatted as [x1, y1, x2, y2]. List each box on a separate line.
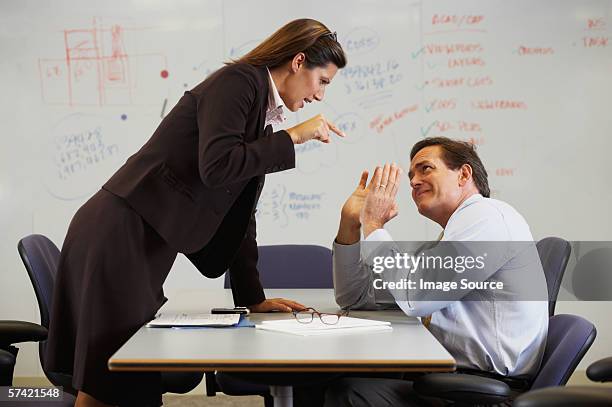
[147, 313, 240, 327]
[256, 316, 392, 336]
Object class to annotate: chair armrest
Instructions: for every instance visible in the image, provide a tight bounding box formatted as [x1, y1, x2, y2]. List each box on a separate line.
[160, 372, 203, 394]
[514, 386, 612, 407]
[0, 349, 15, 369]
[0, 321, 47, 348]
[413, 373, 512, 404]
[587, 357, 612, 382]
[0, 349, 17, 386]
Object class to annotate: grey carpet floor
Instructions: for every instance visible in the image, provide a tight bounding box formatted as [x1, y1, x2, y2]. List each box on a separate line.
[162, 394, 262, 407]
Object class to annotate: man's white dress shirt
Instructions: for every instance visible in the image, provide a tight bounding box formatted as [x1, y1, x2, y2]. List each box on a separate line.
[333, 194, 548, 377]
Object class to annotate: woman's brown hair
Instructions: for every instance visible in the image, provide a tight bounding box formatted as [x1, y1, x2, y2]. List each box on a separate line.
[231, 18, 346, 69]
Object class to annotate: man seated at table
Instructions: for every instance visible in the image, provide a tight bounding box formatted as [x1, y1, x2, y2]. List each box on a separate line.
[327, 137, 549, 406]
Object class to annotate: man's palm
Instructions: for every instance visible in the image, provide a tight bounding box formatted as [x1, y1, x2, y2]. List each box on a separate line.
[341, 171, 369, 223]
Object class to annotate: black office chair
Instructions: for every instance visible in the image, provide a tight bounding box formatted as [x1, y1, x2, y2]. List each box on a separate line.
[17, 234, 203, 399]
[409, 236, 575, 405]
[222, 244, 333, 289]
[570, 246, 612, 301]
[0, 320, 48, 386]
[205, 244, 333, 406]
[0, 320, 76, 406]
[514, 356, 612, 406]
[536, 237, 571, 316]
[413, 314, 596, 405]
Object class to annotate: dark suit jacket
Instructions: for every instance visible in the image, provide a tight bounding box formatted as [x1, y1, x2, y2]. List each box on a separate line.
[103, 63, 295, 305]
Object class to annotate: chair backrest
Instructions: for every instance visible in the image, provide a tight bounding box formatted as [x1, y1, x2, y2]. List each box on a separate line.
[530, 314, 596, 390]
[571, 247, 612, 301]
[224, 245, 333, 289]
[17, 234, 74, 391]
[17, 235, 60, 329]
[536, 237, 571, 316]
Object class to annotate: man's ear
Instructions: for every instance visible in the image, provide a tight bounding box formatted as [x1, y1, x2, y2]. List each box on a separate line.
[291, 52, 306, 73]
[458, 164, 473, 187]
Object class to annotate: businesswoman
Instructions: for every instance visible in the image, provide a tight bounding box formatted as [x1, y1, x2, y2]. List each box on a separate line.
[46, 18, 347, 407]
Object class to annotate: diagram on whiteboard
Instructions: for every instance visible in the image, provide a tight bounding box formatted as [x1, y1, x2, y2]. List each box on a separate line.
[38, 17, 169, 107]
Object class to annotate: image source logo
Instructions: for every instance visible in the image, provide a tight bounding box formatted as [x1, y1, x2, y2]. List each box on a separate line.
[363, 241, 548, 301]
[371, 252, 486, 274]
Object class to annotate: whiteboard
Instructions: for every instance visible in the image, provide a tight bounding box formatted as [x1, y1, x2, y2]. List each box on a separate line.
[1, 0, 611, 374]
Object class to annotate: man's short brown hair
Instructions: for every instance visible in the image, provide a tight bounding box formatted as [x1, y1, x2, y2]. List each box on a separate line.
[410, 137, 490, 198]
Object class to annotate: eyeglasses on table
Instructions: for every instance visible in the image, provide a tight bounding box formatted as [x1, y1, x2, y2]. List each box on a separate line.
[292, 307, 350, 325]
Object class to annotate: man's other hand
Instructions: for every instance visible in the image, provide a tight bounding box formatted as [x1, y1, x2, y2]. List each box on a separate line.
[360, 163, 402, 238]
[340, 170, 370, 224]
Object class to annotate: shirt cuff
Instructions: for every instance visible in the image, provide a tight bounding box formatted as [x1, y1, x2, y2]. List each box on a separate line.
[361, 228, 394, 263]
[364, 228, 394, 242]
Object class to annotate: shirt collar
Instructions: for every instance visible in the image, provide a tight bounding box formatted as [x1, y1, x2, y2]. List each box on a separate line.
[267, 68, 284, 110]
[444, 193, 483, 231]
[458, 193, 483, 209]
[266, 68, 286, 126]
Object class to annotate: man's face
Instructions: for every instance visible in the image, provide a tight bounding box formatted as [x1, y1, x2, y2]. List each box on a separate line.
[408, 145, 464, 222]
[282, 60, 338, 112]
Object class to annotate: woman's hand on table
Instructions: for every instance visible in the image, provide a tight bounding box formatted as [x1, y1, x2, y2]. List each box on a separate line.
[249, 298, 306, 313]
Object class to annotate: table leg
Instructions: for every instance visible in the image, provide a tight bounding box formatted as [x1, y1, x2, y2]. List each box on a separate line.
[270, 385, 293, 407]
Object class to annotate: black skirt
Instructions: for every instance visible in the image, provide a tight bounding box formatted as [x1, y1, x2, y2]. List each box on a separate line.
[46, 188, 177, 405]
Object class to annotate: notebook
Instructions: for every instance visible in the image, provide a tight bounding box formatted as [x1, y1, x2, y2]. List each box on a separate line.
[146, 313, 240, 327]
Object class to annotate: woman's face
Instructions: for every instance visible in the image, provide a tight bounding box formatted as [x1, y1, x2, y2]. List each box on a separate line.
[282, 55, 338, 112]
